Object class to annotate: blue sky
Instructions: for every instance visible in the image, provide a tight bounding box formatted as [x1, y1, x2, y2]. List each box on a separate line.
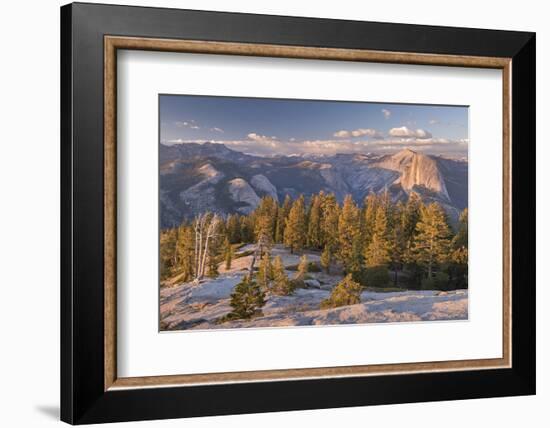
[160, 94, 469, 158]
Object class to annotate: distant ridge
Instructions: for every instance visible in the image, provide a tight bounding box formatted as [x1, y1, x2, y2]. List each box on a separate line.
[159, 144, 467, 228]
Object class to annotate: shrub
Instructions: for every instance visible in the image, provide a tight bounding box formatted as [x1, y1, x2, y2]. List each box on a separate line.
[352, 266, 390, 288]
[421, 271, 450, 290]
[271, 256, 295, 296]
[321, 274, 362, 309]
[226, 275, 266, 320]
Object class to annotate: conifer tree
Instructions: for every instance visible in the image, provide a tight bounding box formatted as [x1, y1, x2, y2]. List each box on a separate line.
[160, 228, 177, 279]
[257, 252, 273, 290]
[320, 274, 362, 309]
[223, 237, 233, 270]
[254, 197, 277, 245]
[227, 275, 265, 319]
[239, 215, 254, 243]
[176, 224, 195, 282]
[320, 244, 332, 274]
[226, 214, 241, 244]
[388, 201, 406, 285]
[275, 195, 292, 243]
[271, 255, 293, 295]
[320, 193, 340, 251]
[449, 208, 468, 287]
[362, 193, 379, 247]
[307, 195, 322, 249]
[404, 192, 422, 243]
[364, 205, 391, 267]
[412, 202, 451, 278]
[337, 195, 361, 272]
[297, 254, 309, 278]
[350, 236, 364, 274]
[284, 195, 307, 253]
[207, 238, 221, 278]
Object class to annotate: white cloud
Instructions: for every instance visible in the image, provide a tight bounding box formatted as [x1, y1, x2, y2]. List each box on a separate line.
[382, 109, 391, 119]
[388, 126, 432, 139]
[175, 119, 200, 129]
[247, 133, 277, 142]
[333, 130, 351, 138]
[333, 128, 383, 139]
[211, 127, 224, 133]
[162, 135, 466, 158]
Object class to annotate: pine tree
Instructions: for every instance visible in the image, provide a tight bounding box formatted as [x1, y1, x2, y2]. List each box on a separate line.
[239, 215, 254, 243]
[350, 235, 364, 274]
[388, 201, 406, 286]
[275, 195, 292, 243]
[257, 252, 273, 290]
[254, 197, 277, 245]
[364, 205, 391, 267]
[449, 208, 468, 288]
[227, 275, 265, 319]
[337, 195, 361, 272]
[320, 193, 340, 250]
[404, 192, 422, 244]
[176, 224, 195, 282]
[226, 214, 241, 244]
[160, 228, 177, 280]
[307, 195, 322, 249]
[320, 274, 362, 309]
[272, 255, 293, 295]
[320, 244, 332, 274]
[223, 237, 233, 270]
[297, 254, 309, 278]
[207, 239, 221, 278]
[412, 202, 452, 278]
[284, 195, 307, 253]
[362, 193, 379, 247]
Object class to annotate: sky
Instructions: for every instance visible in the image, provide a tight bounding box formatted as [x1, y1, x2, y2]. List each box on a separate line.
[160, 94, 469, 158]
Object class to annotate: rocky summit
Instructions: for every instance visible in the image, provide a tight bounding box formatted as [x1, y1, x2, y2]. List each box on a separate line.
[159, 142, 467, 228]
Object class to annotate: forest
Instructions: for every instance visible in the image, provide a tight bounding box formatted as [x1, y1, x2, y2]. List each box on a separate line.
[160, 191, 468, 322]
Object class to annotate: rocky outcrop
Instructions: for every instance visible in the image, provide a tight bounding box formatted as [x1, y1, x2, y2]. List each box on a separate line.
[250, 174, 279, 202]
[227, 178, 261, 214]
[372, 149, 450, 201]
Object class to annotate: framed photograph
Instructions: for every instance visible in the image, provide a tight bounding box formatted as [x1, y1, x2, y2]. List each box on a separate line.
[61, 2, 535, 424]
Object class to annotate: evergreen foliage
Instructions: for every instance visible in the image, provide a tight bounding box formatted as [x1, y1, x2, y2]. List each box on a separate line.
[223, 237, 233, 270]
[320, 244, 332, 273]
[271, 255, 294, 295]
[412, 202, 452, 279]
[226, 275, 266, 319]
[297, 254, 309, 278]
[284, 195, 307, 253]
[257, 252, 273, 290]
[321, 274, 362, 309]
[160, 190, 466, 292]
[364, 205, 391, 267]
[337, 195, 361, 272]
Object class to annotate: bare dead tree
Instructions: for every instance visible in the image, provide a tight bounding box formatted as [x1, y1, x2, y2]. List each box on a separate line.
[247, 231, 271, 279]
[193, 213, 222, 283]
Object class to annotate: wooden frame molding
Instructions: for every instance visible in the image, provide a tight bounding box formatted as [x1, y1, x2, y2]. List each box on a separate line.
[104, 35, 512, 391]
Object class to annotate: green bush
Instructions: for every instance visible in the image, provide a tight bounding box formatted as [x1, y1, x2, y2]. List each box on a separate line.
[225, 275, 266, 320]
[321, 274, 362, 309]
[421, 271, 450, 290]
[352, 266, 390, 288]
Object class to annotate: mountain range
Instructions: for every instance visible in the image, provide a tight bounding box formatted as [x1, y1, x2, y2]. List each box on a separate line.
[160, 142, 468, 228]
